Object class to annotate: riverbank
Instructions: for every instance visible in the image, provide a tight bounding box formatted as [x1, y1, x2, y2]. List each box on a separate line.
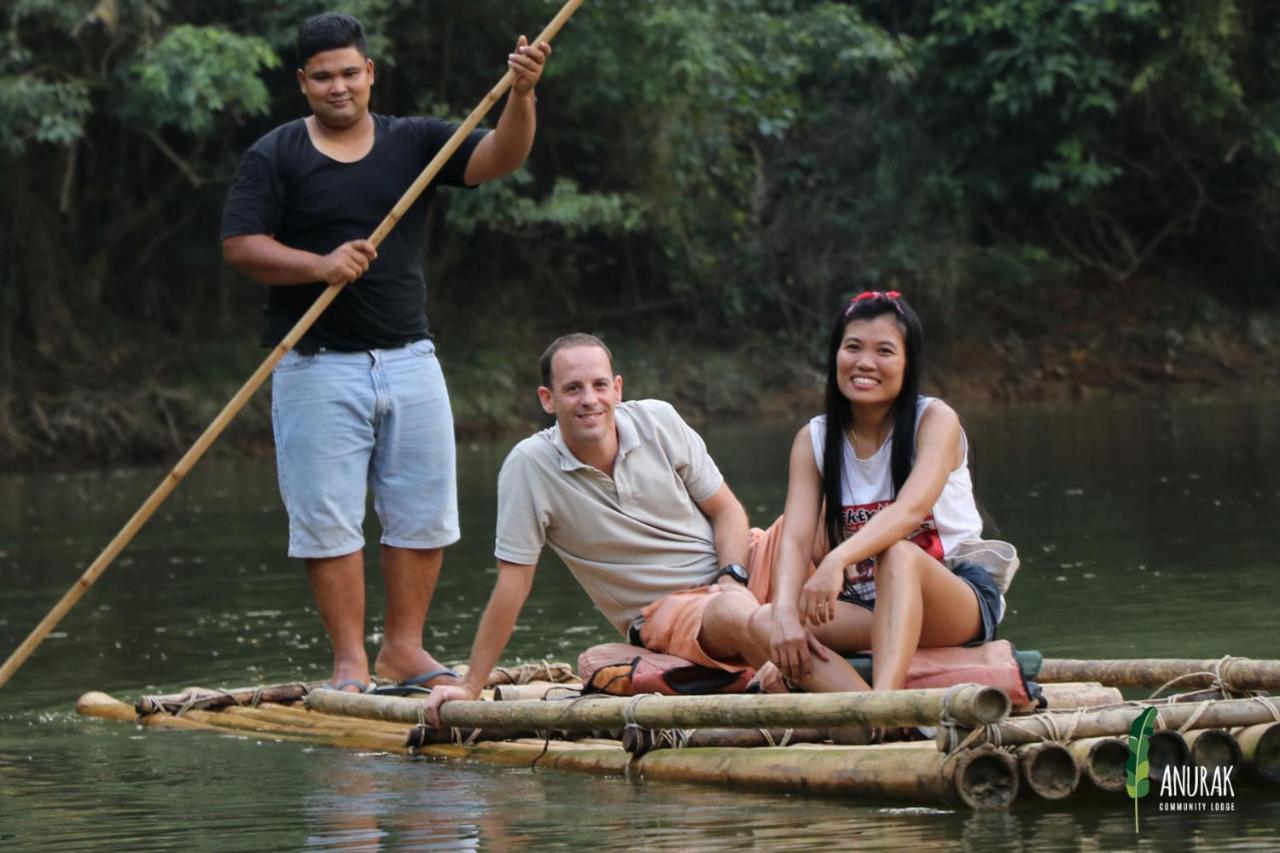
[3, 279, 1277, 471]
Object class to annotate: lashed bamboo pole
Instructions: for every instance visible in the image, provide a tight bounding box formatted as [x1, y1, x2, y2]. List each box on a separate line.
[1038, 657, 1280, 691]
[1235, 722, 1280, 787]
[430, 738, 1017, 810]
[1184, 728, 1242, 773]
[1014, 742, 1080, 800]
[78, 691, 1017, 809]
[1035, 682, 1123, 710]
[78, 691, 415, 752]
[940, 696, 1280, 751]
[136, 682, 316, 716]
[306, 684, 1011, 731]
[634, 743, 1019, 810]
[0, 0, 586, 691]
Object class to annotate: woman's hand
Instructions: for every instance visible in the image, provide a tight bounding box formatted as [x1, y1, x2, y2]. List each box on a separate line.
[799, 559, 843, 626]
[769, 607, 830, 682]
[769, 607, 809, 681]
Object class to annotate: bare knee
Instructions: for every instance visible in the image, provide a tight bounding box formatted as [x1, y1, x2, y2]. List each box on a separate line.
[876, 540, 924, 583]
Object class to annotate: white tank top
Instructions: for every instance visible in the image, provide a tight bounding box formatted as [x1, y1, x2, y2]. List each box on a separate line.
[809, 397, 984, 601]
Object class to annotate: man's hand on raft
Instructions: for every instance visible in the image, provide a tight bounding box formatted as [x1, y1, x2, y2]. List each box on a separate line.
[313, 239, 377, 286]
[423, 683, 481, 728]
[508, 35, 551, 95]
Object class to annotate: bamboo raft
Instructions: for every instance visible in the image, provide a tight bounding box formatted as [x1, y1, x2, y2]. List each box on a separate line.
[76, 656, 1280, 810]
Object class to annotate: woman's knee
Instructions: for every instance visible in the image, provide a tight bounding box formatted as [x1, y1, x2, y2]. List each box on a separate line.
[875, 540, 925, 583]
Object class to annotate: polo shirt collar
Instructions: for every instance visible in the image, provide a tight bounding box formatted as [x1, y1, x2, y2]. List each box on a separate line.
[551, 405, 639, 471]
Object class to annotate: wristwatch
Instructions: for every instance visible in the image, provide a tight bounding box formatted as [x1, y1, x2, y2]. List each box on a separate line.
[714, 563, 749, 585]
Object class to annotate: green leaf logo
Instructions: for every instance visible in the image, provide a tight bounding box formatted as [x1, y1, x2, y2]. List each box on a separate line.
[1126, 706, 1159, 832]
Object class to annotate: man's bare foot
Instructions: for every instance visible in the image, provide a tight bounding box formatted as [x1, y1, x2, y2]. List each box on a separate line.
[326, 653, 370, 692]
[373, 648, 462, 688]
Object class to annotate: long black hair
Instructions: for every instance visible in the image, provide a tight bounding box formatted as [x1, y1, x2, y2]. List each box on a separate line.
[822, 292, 925, 550]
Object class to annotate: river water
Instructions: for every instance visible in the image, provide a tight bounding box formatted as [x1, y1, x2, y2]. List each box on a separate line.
[1, 396, 1277, 849]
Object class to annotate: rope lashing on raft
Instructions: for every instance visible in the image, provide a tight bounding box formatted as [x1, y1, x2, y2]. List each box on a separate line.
[487, 660, 576, 687]
[137, 682, 308, 717]
[760, 728, 795, 748]
[940, 684, 1002, 754]
[1147, 655, 1257, 700]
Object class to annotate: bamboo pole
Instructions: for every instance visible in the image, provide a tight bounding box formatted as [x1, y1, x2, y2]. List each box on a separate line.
[426, 738, 1017, 809]
[78, 691, 416, 751]
[1235, 722, 1280, 787]
[0, 0, 587, 691]
[1014, 742, 1080, 800]
[136, 682, 316, 716]
[1184, 729, 1242, 773]
[1037, 657, 1280, 691]
[1035, 682, 1123, 710]
[78, 692, 1017, 809]
[634, 743, 1019, 810]
[940, 696, 1280, 751]
[1067, 737, 1128, 792]
[306, 684, 1011, 731]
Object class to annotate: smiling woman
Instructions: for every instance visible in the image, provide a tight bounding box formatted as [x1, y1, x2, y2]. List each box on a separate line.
[763, 291, 1009, 699]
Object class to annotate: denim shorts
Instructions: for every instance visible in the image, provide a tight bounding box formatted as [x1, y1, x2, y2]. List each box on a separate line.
[838, 560, 1004, 646]
[270, 339, 460, 558]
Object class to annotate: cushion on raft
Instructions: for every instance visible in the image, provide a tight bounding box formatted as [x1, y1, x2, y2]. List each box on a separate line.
[578, 638, 1032, 703]
[578, 642, 753, 696]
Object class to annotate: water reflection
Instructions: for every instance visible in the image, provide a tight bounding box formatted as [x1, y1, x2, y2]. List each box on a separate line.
[1, 397, 1278, 848]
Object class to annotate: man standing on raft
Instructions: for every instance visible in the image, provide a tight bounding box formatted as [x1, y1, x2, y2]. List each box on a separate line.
[424, 334, 871, 723]
[221, 12, 551, 692]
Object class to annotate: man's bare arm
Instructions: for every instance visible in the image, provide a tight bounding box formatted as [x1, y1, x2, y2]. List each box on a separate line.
[697, 483, 750, 569]
[223, 234, 377, 286]
[422, 560, 536, 726]
[463, 36, 551, 185]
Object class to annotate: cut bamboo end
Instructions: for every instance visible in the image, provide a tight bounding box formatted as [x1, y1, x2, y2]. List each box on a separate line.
[949, 746, 1020, 810]
[1148, 730, 1191, 779]
[77, 691, 125, 717]
[1184, 728, 1242, 773]
[1015, 742, 1080, 800]
[1067, 736, 1128, 792]
[1236, 722, 1280, 787]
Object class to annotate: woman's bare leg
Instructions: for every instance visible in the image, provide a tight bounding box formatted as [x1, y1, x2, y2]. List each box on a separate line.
[870, 540, 981, 691]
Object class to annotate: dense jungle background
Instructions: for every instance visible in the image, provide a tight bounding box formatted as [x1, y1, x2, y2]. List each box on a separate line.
[3, 0, 1279, 467]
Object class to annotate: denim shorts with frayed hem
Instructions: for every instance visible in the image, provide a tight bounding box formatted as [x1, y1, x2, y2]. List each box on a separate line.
[837, 560, 1004, 647]
[270, 339, 460, 559]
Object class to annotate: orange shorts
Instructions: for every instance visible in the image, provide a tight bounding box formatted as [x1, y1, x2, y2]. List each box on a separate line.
[637, 518, 784, 671]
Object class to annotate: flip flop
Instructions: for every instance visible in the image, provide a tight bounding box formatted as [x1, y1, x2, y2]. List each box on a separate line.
[323, 679, 370, 694]
[370, 668, 461, 696]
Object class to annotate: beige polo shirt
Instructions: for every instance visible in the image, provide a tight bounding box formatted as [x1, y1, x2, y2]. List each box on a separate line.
[495, 399, 724, 635]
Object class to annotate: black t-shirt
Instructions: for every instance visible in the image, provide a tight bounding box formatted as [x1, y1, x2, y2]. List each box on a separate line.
[221, 114, 485, 350]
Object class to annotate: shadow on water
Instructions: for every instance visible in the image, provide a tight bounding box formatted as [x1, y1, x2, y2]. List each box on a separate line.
[1, 396, 1278, 848]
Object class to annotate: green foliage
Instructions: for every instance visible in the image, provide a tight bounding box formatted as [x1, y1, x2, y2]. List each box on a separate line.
[0, 75, 92, 153]
[119, 25, 278, 135]
[3, 0, 1280, 462]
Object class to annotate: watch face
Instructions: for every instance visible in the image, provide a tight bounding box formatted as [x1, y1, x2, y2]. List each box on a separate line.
[726, 564, 748, 583]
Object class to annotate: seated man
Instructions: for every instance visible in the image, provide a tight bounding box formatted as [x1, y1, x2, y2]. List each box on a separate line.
[425, 333, 863, 722]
